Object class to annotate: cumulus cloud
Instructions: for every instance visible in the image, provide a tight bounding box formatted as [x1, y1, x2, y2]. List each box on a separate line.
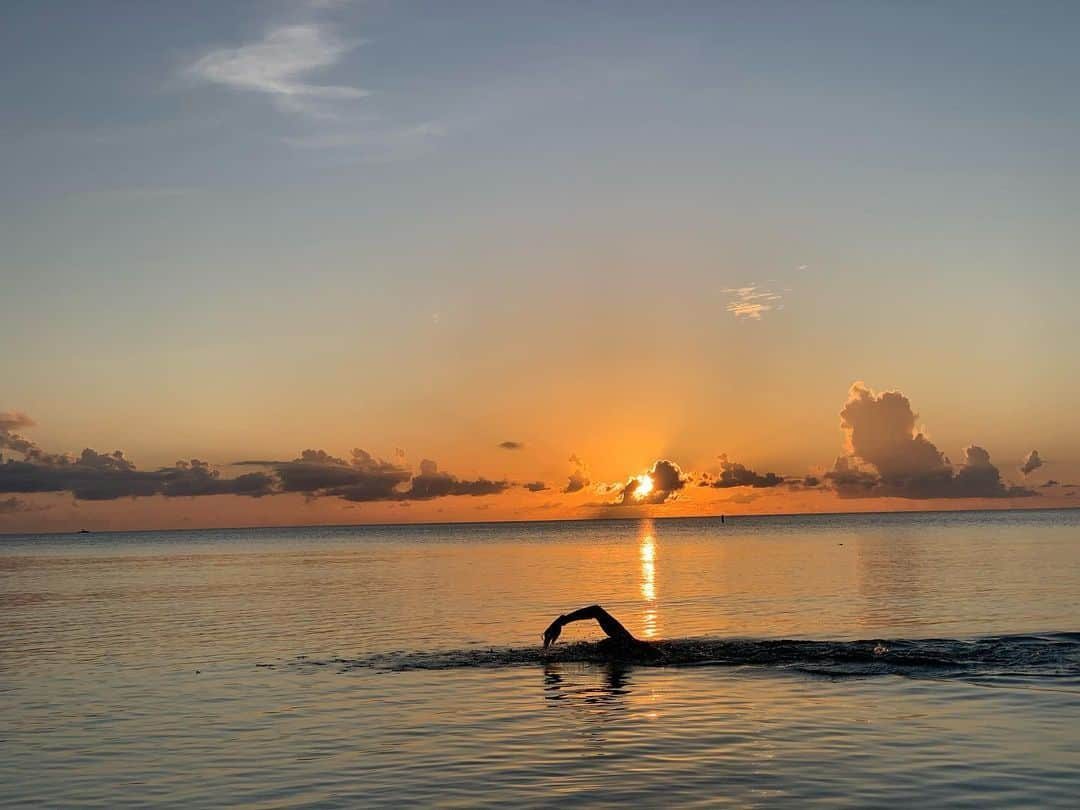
[187, 24, 368, 116]
[0, 411, 52, 460]
[614, 459, 689, 505]
[563, 454, 591, 494]
[825, 383, 1035, 499]
[499, 441, 524, 450]
[1020, 450, 1044, 476]
[700, 455, 785, 489]
[0, 412, 35, 433]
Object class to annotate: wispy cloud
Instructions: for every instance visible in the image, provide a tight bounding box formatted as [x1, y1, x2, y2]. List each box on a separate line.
[722, 285, 784, 320]
[187, 24, 368, 116]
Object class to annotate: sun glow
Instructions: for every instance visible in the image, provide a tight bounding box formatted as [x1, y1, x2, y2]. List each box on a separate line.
[634, 474, 654, 500]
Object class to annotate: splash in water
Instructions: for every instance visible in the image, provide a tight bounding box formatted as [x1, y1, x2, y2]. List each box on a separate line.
[266, 632, 1080, 680]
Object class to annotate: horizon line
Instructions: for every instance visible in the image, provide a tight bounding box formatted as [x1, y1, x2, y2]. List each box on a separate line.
[3, 503, 1077, 539]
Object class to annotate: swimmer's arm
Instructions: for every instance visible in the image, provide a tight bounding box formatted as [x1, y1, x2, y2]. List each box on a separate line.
[542, 604, 638, 648]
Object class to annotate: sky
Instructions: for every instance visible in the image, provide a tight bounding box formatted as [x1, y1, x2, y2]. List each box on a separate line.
[2, 1, 1079, 533]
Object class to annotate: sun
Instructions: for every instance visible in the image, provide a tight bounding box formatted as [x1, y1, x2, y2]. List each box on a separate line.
[634, 474, 654, 500]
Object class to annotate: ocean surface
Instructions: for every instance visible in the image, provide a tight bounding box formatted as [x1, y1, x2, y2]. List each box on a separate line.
[2, 509, 1079, 807]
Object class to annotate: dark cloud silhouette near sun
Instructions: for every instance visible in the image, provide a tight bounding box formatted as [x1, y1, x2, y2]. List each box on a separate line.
[498, 441, 524, 450]
[613, 459, 689, 505]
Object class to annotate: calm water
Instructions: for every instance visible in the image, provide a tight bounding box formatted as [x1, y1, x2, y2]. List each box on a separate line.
[2, 510, 1079, 807]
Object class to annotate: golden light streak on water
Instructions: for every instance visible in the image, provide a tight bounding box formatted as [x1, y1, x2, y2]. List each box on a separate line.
[640, 521, 658, 637]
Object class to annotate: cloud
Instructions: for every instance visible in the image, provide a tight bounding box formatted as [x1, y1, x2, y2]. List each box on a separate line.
[722, 286, 784, 320]
[160, 460, 276, 498]
[0, 412, 34, 433]
[523, 481, 549, 492]
[2, 417, 505, 505]
[787, 474, 823, 490]
[400, 459, 509, 500]
[0, 412, 54, 460]
[825, 383, 1036, 499]
[498, 441, 524, 450]
[0, 450, 275, 502]
[700, 455, 785, 489]
[187, 24, 368, 115]
[614, 459, 689, 505]
[1020, 450, 1044, 476]
[237, 451, 508, 502]
[242, 448, 412, 500]
[563, 454, 591, 494]
[1040, 480, 1059, 488]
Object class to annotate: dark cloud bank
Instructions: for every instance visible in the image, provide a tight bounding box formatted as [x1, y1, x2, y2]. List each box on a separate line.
[1, 413, 509, 505]
[2, 381, 1043, 513]
[700, 455, 785, 489]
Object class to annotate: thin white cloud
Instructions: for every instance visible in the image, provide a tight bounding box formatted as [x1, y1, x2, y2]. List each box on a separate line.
[187, 24, 368, 115]
[722, 285, 784, 320]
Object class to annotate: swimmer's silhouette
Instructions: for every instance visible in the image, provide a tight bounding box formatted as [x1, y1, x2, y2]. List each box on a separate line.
[542, 604, 660, 661]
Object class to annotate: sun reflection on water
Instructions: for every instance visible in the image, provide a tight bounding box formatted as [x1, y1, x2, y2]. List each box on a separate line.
[640, 521, 658, 638]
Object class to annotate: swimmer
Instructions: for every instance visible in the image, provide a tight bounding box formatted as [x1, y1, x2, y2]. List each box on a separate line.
[542, 604, 659, 660]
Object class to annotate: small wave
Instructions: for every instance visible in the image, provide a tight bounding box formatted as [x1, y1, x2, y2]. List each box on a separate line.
[267, 633, 1080, 679]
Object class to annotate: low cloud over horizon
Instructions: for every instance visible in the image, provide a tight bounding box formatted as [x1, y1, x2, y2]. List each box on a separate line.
[0, 381, 1050, 526]
[0, 415, 509, 506]
[824, 384, 1036, 500]
[700, 455, 785, 489]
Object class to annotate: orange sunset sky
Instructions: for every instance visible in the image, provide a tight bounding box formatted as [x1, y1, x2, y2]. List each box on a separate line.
[3, 2, 1078, 533]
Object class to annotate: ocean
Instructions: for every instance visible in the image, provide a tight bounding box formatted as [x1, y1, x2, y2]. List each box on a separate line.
[2, 509, 1078, 807]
